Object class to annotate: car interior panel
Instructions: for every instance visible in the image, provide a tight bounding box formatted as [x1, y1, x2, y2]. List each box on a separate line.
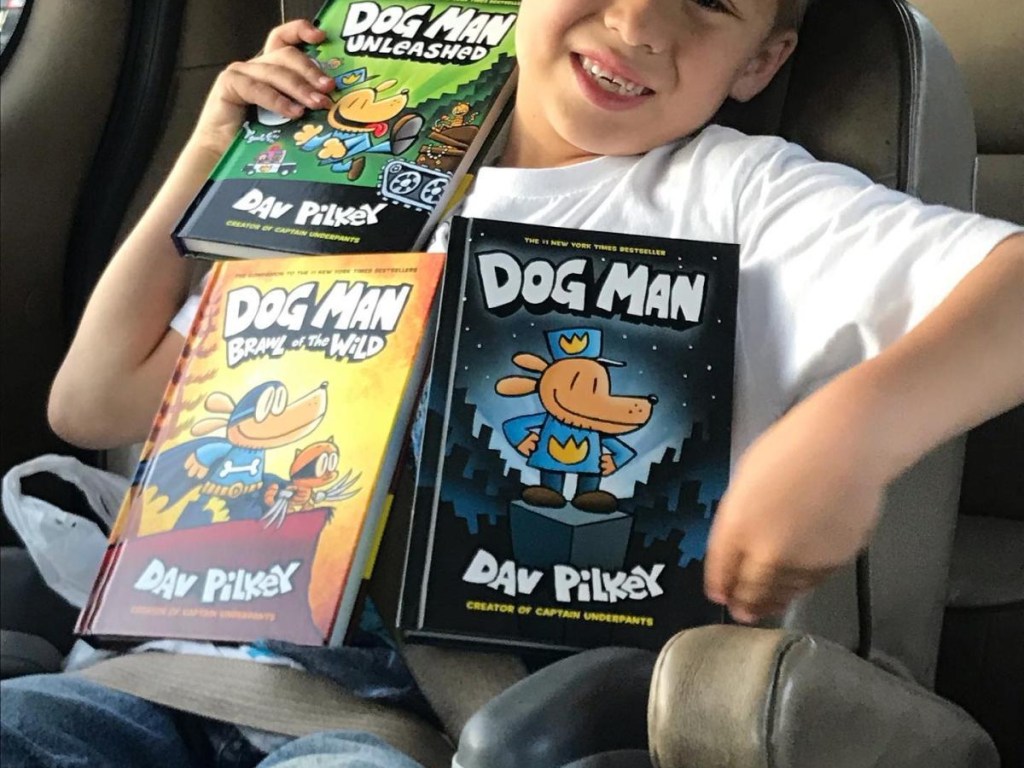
[901, 3, 1024, 764]
[1, 0, 131, 491]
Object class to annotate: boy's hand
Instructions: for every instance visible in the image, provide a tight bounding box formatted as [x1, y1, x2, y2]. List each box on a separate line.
[190, 20, 335, 156]
[704, 378, 886, 624]
[704, 236, 1024, 625]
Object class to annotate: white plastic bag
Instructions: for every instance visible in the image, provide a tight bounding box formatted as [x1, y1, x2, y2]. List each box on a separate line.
[2, 455, 128, 608]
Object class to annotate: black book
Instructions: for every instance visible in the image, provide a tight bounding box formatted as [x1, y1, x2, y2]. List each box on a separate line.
[399, 216, 739, 653]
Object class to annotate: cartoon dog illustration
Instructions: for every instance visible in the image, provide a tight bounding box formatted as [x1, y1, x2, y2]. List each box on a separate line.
[293, 74, 424, 181]
[145, 381, 329, 529]
[496, 328, 657, 513]
[260, 438, 362, 528]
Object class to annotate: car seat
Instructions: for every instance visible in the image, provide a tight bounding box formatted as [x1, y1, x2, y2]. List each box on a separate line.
[455, 0, 1013, 766]
[0, 0, 282, 678]
[909, 2, 1024, 765]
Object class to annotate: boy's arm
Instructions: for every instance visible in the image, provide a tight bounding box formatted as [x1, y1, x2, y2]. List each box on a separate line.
[705, 234, 1024, 623]
[47, 142, 218, 449]
[48, 20, 334, 450]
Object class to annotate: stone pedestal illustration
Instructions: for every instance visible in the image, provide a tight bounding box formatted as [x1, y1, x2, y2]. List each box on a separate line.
[509, 501, 634, 571]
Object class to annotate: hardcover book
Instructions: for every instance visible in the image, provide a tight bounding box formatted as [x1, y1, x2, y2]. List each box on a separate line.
[400, 217, 739, 652]
[77, 251, 444, 646]
[175, 0, 519, 260]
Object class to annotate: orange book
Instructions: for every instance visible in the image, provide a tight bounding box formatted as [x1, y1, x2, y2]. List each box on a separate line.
[78, 252, 443, 646]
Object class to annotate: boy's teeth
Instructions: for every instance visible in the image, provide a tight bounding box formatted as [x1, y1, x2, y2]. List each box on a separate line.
[579, 55, 649, 96]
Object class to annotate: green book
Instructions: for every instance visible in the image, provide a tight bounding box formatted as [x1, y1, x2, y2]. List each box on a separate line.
[175, 0, 519, 259]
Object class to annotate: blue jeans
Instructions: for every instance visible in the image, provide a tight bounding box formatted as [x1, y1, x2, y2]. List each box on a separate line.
[0, 673, 424, 768]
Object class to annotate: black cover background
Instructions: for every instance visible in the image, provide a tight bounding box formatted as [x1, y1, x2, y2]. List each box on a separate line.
[177, 179, 428, 256]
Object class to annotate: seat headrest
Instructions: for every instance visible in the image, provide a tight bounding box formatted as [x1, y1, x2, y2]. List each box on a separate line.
[718, 0, 978, 213]
[909, 0, 1024, 154]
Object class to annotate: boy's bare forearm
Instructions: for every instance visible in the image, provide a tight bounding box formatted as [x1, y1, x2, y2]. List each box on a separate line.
[846, 233, 1024, 483]
[49, 140, 222, 448]
[705, 233, 1023, 623]
[49, 20, 334, 450]
[78, 139, 221, 362]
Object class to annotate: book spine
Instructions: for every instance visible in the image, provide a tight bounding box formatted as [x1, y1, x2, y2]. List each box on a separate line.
[329, 255, 444, 646]
[78, 266, 224, 635]
[171, 114, 256, 258]
[398, 219, 472, 631]
[75, 540, 122, 636]
[412, 69, 519, 250]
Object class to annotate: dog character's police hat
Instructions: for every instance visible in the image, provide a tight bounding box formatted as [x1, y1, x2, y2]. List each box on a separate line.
[334, 67, 373, 90]
[545, 328, 624, 366]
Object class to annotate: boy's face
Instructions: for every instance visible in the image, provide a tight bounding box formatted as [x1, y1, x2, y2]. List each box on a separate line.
[510, 0, 796, 166]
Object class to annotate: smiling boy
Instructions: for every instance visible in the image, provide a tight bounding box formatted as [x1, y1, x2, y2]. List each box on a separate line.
[507, 0, 798, 165]
[4, 1, 1023, 767]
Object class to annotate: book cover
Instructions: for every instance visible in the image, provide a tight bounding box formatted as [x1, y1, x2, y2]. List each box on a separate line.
[78, 252, 444, 646]
[175, 0, 519, 260]
[400, 218, 739, 653]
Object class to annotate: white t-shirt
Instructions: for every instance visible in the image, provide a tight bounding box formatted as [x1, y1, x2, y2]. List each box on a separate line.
[173, 125, 1020, 464]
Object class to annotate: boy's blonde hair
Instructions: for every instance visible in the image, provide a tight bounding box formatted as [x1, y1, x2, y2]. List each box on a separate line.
[774, 0, 811, 31]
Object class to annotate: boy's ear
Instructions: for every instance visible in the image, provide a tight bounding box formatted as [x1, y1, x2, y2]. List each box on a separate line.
[729, 30, 799, 103]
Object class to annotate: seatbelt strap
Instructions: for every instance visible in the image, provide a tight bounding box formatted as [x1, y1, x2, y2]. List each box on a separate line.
[77, 653, 454, 768]
[399, 643, 528, 740]
[364, 465, 530, 742]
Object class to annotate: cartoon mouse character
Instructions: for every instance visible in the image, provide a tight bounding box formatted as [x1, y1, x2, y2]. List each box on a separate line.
[145, 381, 329, 529]
[293, 73, 423, 181]
[496, 328, 658, 513]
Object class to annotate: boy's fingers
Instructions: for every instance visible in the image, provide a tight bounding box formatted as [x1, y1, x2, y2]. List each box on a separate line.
[703, 529, 743, 605]
[223, 71, 305, 118]
[225, 61, 331, 112]
[727, 583, 802, 620]
[728, 601, 788, 624]
[270, 45, 336, 91]
[726, 575, 803, 622]
[735, 558, 822, 591]
[726, 560, 828, 621]
[264, 19, 325, 52]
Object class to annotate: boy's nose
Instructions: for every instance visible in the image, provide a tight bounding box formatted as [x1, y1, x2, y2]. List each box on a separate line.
[604, 0, 673, 55]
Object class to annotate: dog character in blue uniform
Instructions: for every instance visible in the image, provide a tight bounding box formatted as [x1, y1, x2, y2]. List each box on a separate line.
[497, 328, 658, 513]
[293, 70, 423, 182]
[143, 381, 329, 529]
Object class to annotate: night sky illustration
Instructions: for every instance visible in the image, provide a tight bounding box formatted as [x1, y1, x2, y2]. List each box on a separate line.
[447, 220, 738, 511]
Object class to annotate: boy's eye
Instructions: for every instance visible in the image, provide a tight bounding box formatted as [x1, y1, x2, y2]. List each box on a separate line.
[692, 0, 730, 12]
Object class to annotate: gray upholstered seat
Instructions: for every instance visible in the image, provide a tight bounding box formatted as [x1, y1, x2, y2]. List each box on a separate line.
[912, 4, 1024, 764]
